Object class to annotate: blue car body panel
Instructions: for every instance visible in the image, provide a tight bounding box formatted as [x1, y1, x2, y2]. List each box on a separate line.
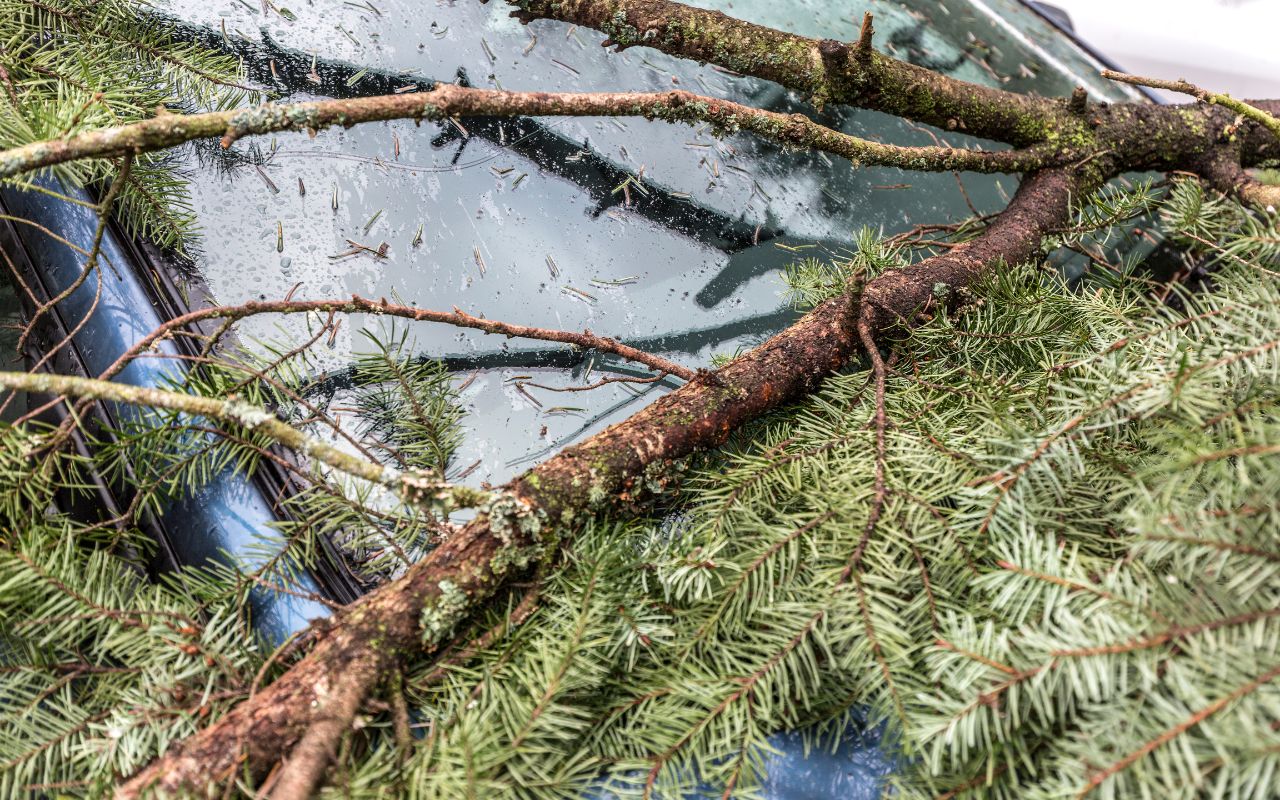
[0, 180, 330, 643]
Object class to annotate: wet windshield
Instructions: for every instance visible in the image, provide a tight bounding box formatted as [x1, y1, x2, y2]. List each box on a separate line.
[150, 0, 1140, 485]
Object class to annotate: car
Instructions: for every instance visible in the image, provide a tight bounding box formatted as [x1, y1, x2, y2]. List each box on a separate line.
[0, 0, 1155, 795]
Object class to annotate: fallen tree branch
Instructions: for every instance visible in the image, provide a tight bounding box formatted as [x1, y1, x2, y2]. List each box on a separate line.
[101, 295, 696, 383]
[1195, 147, 1280, 213]
[2, 1, 1274, 795]
[488, 0, 1065, 144]
[1102, 69, 1280, 140]
[4, 7, 1275, 195]
[117, 166, 1084, 797]
[20, 294, 693, 450]
[488, 0, 1280, 174]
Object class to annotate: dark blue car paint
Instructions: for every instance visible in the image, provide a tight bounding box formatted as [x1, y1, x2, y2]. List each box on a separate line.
[0, 180, 331, 643]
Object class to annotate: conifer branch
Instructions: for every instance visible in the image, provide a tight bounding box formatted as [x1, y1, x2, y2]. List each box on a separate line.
[1075, 663, 1280, 798]
[1051, 608, 1280, 658]
[17, 153, 132, 354]
[117, 164, 1084, 795]
[7, 2, 1280, 796]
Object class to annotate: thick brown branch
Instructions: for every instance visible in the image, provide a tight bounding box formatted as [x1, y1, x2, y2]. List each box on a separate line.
[267, 657, 371, 800]
[1196, 148, 1280, 213]
[492, 0, 1065, 144]
[117, 164, 1083, 797]
[492, 0, 1280, 173]
[858, 169, 1082, 331]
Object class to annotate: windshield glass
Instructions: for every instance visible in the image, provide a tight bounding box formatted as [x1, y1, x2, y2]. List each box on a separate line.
[122, 0, 1139, 484]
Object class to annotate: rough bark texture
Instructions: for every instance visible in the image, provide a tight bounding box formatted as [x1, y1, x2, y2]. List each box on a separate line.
[860, 169, 1083, 331]
[493, 0, 1280, 169]
[1196, 145, 1280, 212]
[493, 0, 1064, 144]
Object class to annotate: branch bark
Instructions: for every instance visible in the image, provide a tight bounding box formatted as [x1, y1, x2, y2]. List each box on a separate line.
[1102, 69, 1280, 140]
[0, 370, 489, 506]
[488, 0, 1280, 174]
[1196, 147, 1280, 213]
[489, 0, 1066, 144]
[27, 295, 693, 452]
[0, 85, 1060, 181]
[103, 295, 696, 383]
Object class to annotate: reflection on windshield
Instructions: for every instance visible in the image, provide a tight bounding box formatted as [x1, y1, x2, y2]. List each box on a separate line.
[149, 0, 1136, 486]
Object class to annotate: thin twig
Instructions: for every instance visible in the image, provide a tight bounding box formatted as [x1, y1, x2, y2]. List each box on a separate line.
[101, 296, 694, 384]
[846, 319, 888, 579]
[17, 153, 132, 352]
[0, 370, 487, 505]
[1101, 69, 1280, 140]
[37, 295, 691, 453]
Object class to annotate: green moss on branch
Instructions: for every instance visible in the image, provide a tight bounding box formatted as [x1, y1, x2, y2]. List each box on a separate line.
[0, 85, 1061, 183]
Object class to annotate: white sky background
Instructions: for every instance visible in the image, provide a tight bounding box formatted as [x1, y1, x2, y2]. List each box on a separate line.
[1053, 0, 1280, 101]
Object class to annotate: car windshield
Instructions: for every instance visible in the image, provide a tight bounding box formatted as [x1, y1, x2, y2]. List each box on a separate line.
[133, 0, 1141, 485]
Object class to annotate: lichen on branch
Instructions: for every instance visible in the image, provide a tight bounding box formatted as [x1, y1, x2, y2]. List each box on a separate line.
[0, 85, 1062, 182]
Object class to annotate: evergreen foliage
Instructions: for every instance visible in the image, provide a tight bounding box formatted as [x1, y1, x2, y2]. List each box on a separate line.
[2, 176, 1278, 797]
[0, 0, 254, 249]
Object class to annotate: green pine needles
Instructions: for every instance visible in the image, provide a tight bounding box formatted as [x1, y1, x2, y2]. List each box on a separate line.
[0, 0, 254, 250]
[2, 178, 1280, 797]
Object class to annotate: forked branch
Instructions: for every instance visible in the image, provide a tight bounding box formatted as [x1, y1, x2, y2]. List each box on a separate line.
[1102, 69, 1280, 140]
[488, 0, 1065, 144]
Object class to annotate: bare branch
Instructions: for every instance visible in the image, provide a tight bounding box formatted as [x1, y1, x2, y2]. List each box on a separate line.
[491, 0, 1064, 144]
[0, 85, 1061, 182]
[19, 154, 132, 353]
[1102, 69, 1280, 140]
[103, 295, 695, 382]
